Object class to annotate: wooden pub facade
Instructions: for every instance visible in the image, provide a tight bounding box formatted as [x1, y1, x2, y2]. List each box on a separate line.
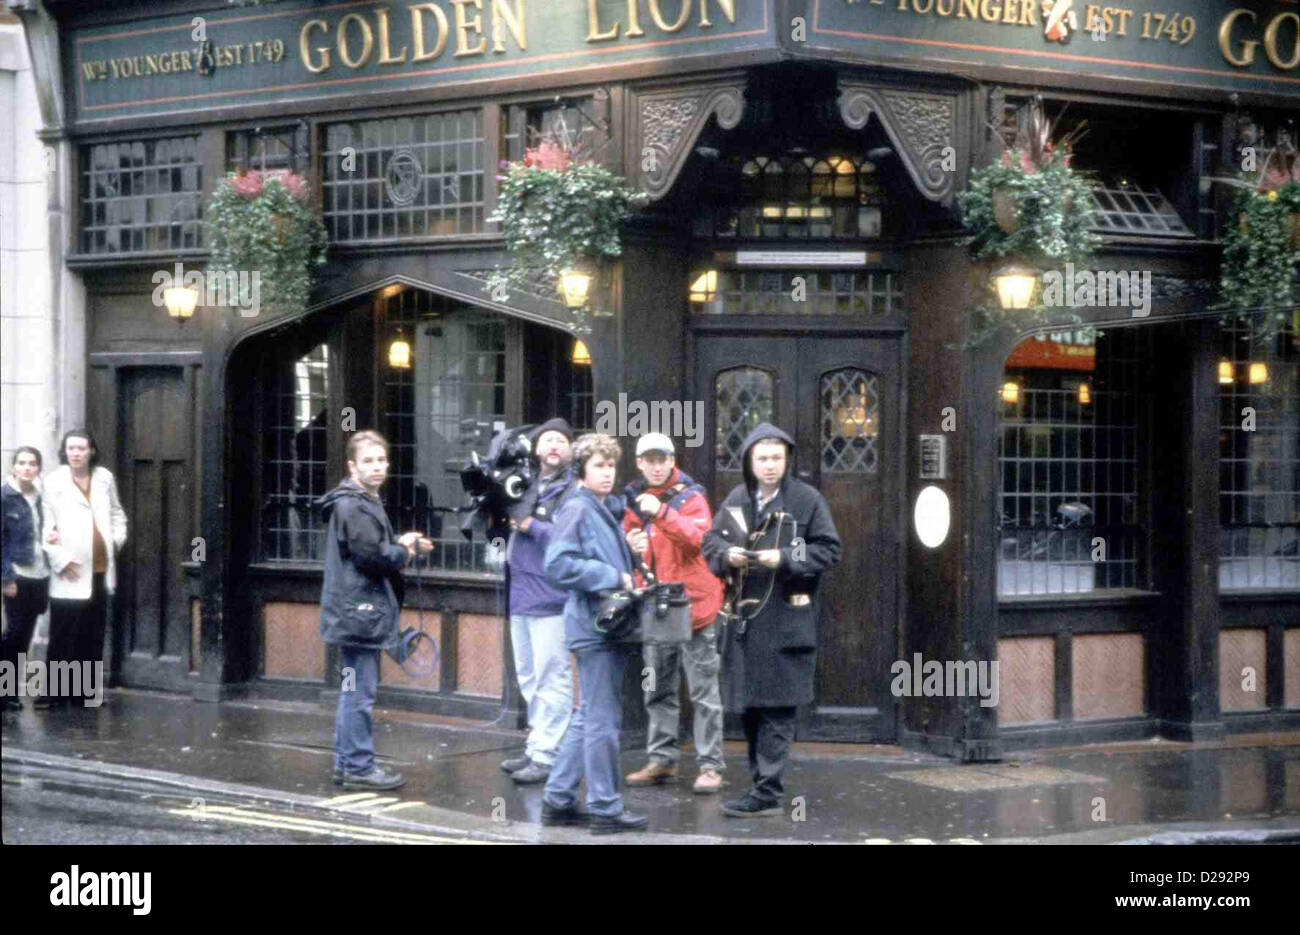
[11, 0, 1298, 758]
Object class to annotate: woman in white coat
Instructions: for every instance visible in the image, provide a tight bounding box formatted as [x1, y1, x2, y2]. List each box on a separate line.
[40, 430, 127, 708]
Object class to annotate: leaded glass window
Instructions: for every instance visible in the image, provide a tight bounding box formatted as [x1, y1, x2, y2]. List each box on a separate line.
[227, 125, 309, 173]
[688, 269, 904, 316]
[79, 137, 202, 254]
[322, 111, 484, 242]
[502, 96, 609, 163]
[821, 369, 879, 473]
[1219, 313, 1300, 589]
[715, 367, 774, 471]
[261, 343, 330, 562]
[998, 329, 1151, 595]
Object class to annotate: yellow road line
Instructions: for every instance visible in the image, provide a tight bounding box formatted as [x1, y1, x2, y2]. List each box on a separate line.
[336, 796, 402, 812]
[167, 805, 476, 844]
[319, 792, 380, 806]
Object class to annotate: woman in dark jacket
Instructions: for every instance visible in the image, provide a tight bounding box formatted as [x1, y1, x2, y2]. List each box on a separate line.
[317, 431, 430, 790]
[2, 447, 50, 710]
[539, 433, 647, 835]
[702, 422, 841, 817]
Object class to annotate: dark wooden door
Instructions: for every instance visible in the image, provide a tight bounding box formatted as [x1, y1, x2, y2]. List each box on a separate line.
[697, 333, 902, 741]
[115, 367, 194, 691]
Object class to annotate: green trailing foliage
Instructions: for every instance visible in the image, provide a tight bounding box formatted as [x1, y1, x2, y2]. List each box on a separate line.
[1216, 181, 1300, 338]
[207, 170, 328, 319]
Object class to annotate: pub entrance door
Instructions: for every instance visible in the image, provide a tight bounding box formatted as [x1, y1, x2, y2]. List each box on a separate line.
[695, 331, 903, 741]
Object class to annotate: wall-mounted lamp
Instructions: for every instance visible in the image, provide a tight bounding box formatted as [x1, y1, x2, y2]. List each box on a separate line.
[571, 338, 591, 366]
[992, 264, 1039, 311]
[558, 268, 591, 308]
[164, 285, 199, 322]
[1218, 359, 1235, 385]
[388, 330, 411, 369]
[1077, 382, 1091, 405]
[1001, 381, 1020, 404]
[1248, 362, 1268, 384]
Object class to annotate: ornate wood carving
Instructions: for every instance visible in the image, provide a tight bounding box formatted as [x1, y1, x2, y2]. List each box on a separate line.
[838, 84, 958, 205]
[633, 81, 746, 201]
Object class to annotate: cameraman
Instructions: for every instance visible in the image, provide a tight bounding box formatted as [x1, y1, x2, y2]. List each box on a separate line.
[621, 434, 725, 794]
[540, 434, 646, 835]
[500, 418, 577, 785]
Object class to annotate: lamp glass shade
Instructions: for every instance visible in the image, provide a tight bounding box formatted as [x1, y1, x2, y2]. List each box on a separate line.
[164, 286, 199, 319]
[571, 339, 591, 366]
[1001, 381, 1019, 404]
[1077, 382, 1091, 405]
[993, 266, 1038, 310]
[388, 337, 411, 370]
[1248, 362, 1267, 384]
[1218, 360, 1234, 384]
[559, 269, 591, 308]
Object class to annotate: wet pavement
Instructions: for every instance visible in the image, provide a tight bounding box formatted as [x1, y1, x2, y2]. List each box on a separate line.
[3, 689, 1299, 844]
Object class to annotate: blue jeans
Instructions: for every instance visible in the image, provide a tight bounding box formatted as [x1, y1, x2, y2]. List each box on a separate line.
[334, 647, 379, 776]
[543, 644, 631, 818]
[509, 613, 572, 767]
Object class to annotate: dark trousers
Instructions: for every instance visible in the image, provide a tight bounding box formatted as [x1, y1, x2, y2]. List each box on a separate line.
[742, 705, 798, 804]
[47, 573, 108, 686]
[334, 647, 380, 776]
[2, 576, 50, 674]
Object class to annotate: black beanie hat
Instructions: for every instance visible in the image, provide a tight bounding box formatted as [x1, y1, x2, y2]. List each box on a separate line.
[530, 418, 574, 443]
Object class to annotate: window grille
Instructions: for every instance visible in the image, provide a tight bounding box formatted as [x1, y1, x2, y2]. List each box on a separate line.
[1219, 313, 1300, 589]
[689, 269, 904, 317]
[998, 328, 1151, 595]
[1088, 179, 1193, 236]
[261, 343, 330, 562]
[503, 97, 609, 163]
[821, 368, 879, 474]
[227, 125, 309, 173]
[382, 288, 505, 573]
[322, 111, 484, 242]
[715, 367, 774, 471]
[79, 137, 202, 254]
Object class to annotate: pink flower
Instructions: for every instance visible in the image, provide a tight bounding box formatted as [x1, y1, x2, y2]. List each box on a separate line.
[1019, 150, 1037, 174]
[522, 141, 571, 172]
[229, 170, 264, 198]
[265, 169, 310, 201]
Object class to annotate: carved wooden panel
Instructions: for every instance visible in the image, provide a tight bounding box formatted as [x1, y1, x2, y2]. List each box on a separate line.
[837, 84, 958, 205]
[633, 81, 746, 201]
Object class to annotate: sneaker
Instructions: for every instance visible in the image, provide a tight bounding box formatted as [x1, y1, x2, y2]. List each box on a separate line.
[692, 768, 724, 795]
[500, 754, 531, 774]
[510, 761, 552, 785]
[625, 761, 678, 786]
[540, 800, 589, 827]
[340, 767, 406, 791]
[590, 811, 648, 836]
[720, 793, 781, 818]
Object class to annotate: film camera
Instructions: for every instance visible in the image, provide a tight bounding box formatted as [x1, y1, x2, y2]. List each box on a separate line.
[457, 424, 537, 542]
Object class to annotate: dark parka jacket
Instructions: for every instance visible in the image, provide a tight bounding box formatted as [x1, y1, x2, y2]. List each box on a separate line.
[702, 423, 841, 710]
[317, 478, 409, 650]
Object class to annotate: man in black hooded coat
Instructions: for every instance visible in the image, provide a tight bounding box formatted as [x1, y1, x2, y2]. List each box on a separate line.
[702, 422, 841, 817]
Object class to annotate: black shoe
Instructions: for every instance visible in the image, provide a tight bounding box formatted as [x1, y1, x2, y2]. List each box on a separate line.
[510, 761, 552, 785]
[721, 794, 782, 818]
[340, 767, 406, 791]
[540, 800, 590, 827]
[500, 754, 531, 774]
[590, 811, 648, 836]
[33, 696, 64, 710]
[2, 697, 22, 711]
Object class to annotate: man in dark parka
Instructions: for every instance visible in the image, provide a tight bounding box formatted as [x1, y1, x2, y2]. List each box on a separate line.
[702, 422, 841, 817]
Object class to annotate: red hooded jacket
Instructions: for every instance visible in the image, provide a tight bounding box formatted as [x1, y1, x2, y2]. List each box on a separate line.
[622, 468, 724, 630]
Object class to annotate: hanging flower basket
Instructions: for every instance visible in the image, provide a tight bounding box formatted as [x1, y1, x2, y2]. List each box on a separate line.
[207, 169, 328, 318]
[1217, 178, 1300, 335]
[486, 140, 646, 321]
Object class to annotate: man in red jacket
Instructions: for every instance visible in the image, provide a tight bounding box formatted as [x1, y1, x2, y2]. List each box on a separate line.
[622, 434, 726, 794]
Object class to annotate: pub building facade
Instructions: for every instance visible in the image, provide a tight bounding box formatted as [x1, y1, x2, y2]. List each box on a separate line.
[11, 0, 1298, 759]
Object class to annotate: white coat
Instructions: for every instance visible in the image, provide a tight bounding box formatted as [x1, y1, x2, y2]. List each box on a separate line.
[42, 465, 128, 599]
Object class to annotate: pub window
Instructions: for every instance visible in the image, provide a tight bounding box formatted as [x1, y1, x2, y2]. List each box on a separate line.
[79, 137, 203, 254]
[821, 368, 880, 474]
[227, 124, 310, 173]
[693, 153, 888, 240]
[381, 288, 506, 573]
[1219, 314, 1300, 589]
[998, 328, 1152, 596]
[261, 343, 331, 562]
[715, 367, 775, 471]
[502, 95, 610, 163]
[322, 110, 484, 242]
[688, 268, 904, 317]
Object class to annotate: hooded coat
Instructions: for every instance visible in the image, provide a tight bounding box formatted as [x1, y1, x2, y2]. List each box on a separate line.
[701, 423, 841, 710]
[317, 478, 409, 650]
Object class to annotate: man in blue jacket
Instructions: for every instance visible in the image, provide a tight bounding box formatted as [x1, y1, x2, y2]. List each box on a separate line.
[540, 433, 647, 835]
[500, 417, 578, 785]
[318, 431, 431, 791]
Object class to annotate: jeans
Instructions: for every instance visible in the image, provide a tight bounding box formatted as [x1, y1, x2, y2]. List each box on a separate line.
[643, 621, 725, 771]
[742, 706, 798, 804]
[543, 643, 632, 818]
[509, 613, 573, 767]
[2, 576, 49, 674]
[334, 647, 379, 776]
